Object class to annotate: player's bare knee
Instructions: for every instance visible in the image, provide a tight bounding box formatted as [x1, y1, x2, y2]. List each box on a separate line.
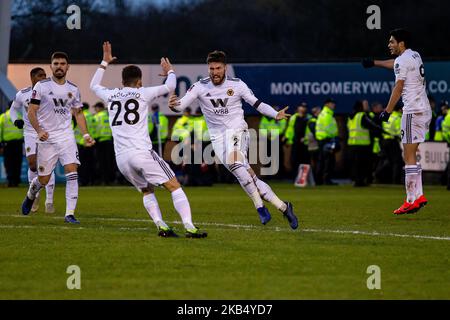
[227, 151, 243, 165]
[163, 177, 181, 192]
[141, 185, 155, 195]
[64, 163, 79, 174]
[38, 175, 51, 186]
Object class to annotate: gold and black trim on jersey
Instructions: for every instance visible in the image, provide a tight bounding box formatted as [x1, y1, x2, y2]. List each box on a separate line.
[200, 77, 211, 84]
[39, 77, 51, 83]
[226, 76, 241, 82]
[20, 87, 32, 94]
[67, 80, 78, 88]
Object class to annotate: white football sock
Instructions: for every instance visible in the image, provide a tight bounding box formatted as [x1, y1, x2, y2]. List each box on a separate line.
[229, 162, 263, 209]
[143, 193, 168, 228]
[171, 188, 195, 230]
[45, 171, 55, 204]
[27, 177, 43, 200]
[405, 165, 418, 203]
[415, 163, 423, 198]
[252, 175, 287, 212]
[65, 172, 78, 217]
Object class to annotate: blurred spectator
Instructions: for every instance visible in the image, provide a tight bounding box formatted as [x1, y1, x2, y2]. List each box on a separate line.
[434, 100, 448, 142]
[305, 106, 321, 182]
[186, 107, 213, 186]
[148, 103, 169, 156]
[348, 101, 385, 187]
[427, 95, 437, 141]
[376, 104, 404, 184]
[0, 101, 24, 187]
[171, 107, 193, 142]
[74, 102, 97, 186]
[369, 102, 384, 183]
[260, 105, 287, 178]
[94, 101, 117, 185]
[442, 108, 450, 190]
[284, 103, 309, 177]
[315, 98, 339, 185]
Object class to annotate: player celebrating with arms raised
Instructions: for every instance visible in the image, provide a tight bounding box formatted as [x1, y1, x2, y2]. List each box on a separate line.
[169, 50, 298, 229]
[90, 42, 206, 238]
[363, 29, 430, 214]
[21, 52, 95, 223]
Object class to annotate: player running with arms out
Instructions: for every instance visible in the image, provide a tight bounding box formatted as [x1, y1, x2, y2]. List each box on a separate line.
[21, 52, 95, 223]
[10, 67, 57, 214]
[169, 50, 298, 229]
[90, 42, 206, 238]
[363, 29, 430, 214]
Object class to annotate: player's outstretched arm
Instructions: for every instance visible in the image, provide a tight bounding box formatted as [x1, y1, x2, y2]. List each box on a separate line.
[90, 41, 117, 99]
[362, 58, 395, 69]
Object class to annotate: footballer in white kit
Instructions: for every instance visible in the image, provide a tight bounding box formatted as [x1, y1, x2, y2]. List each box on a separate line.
[9, 67, 56, 213]
[169, 50, 298, 229]
[21, 52, 95, 224]
[364, 29, 431, 215]
[90, 41, 206, 238]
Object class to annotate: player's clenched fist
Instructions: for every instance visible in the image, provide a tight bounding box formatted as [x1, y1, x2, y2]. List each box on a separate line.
[168, 94, 180, 112]
[38, 130, 49, 141]
[83, 134, 96, 147]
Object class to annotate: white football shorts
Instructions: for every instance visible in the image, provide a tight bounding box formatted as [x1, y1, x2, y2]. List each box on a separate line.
[116, 149, 175, 191]
[210, 129, 251, 170]
[37, 137, 80, 176]
[401, 111, 432, 144]
[24, 134, 38, 157]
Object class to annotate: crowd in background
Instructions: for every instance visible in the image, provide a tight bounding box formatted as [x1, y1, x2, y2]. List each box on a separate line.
[1, 96, 450, 189]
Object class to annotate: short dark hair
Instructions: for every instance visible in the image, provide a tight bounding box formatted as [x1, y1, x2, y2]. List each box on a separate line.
[94, 101, 105, 109]
[353, 100, 364, 112]
[30, 67, 45, 77]
[206, 50, 227, 64]
[51, 51, 69, 63]
[390, 29, 411, 48]
[122, 65, 142, 86]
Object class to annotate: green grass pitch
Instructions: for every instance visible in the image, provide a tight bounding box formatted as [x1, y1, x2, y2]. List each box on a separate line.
[0, 183, 449, 299]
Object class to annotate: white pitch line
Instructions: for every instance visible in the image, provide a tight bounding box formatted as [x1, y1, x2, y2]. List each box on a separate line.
[1, 214, 450, 241]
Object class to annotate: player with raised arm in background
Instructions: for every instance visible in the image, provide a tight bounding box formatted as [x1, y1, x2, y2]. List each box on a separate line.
[90, 42, 207, 238]
[169, 50, 298, 229]
[363, 29, 431, 214]
[10, 67, 56, 213]
[21, 52, 95, 223]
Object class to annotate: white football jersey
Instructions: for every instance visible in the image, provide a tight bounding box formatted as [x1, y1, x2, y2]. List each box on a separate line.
[31, 77, 82, 143]
[179, 76, 259, 137]
[394, 49, 431, 114]
[11, 86, 36, 137]
[92, 85, 170, 156]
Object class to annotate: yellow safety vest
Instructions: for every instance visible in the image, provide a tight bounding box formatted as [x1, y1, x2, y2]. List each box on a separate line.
[347, 112, 370, 146]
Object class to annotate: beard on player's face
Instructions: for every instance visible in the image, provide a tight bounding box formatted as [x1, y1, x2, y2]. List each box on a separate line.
[211, 73, 225, 85]
[52, 68, 66, 79]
